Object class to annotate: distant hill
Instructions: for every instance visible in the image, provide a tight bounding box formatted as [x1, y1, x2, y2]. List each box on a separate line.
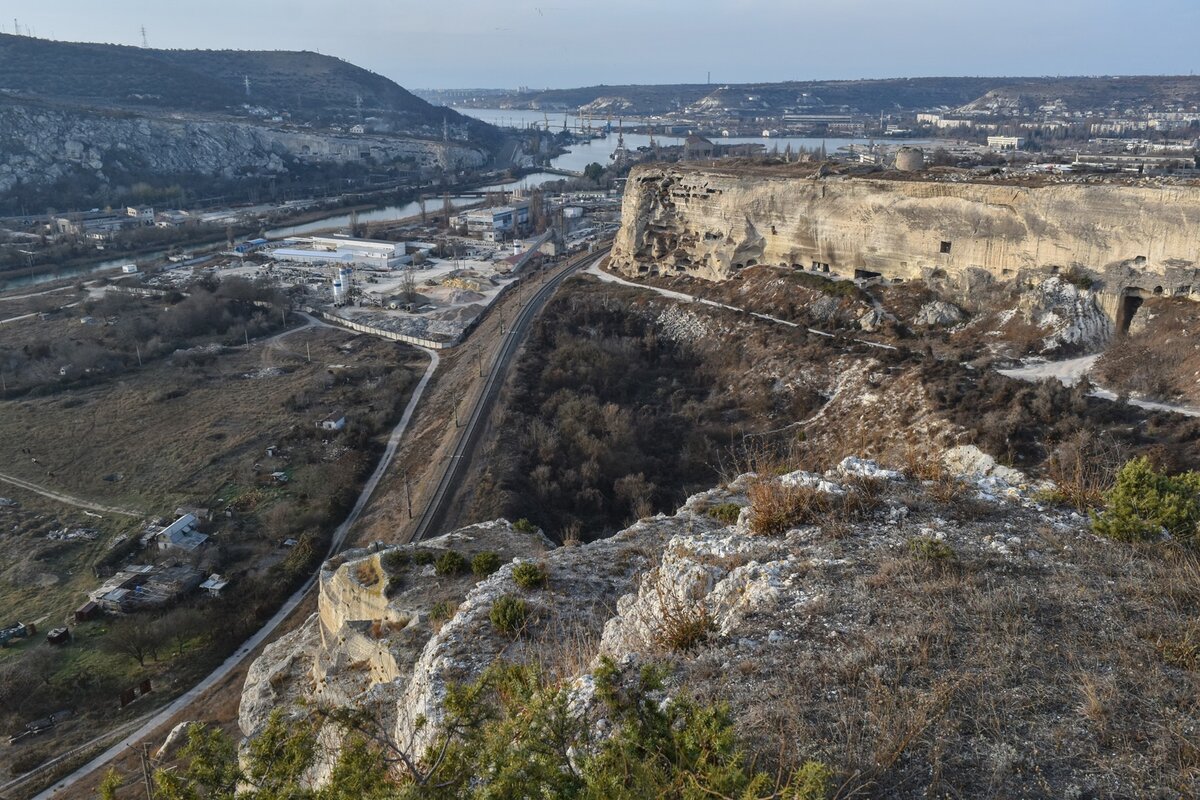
[0, 34, 496, 142]
[469, 76, 1200, 117]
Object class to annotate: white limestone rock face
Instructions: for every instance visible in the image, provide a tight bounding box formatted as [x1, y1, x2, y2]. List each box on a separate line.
[1018, 275, 1113, 352]
[913, 301, 965, 327]
[610, 164, 1200, 316]
[0, 101, 488, 194]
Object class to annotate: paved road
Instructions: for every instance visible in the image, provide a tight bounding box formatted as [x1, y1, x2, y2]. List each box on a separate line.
[29, 343, 441, 800]
[410, 247, 608, 542]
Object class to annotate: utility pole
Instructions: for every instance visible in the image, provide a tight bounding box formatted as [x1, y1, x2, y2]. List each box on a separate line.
[141, 25, 148, 47]
[135, 344, 143, 367]
[306, 342, 311, 363]
[404, 472, 412, 519]
[141, 743, 153, 799]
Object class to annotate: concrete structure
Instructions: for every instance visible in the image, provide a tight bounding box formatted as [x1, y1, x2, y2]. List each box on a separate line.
[271, 236, 411, 269]
[682, 134, 715, 160]
[893, 146, 925, 172]
[988, 136, 1026, 150]
[455, 201, 531, 241]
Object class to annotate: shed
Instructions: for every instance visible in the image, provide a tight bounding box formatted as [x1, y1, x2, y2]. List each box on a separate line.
[318, 411, 347, 431]
[74, 601, 100, 622]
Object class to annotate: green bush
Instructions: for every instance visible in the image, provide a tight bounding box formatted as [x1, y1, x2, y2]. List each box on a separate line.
[706, 502, 742, 524]
[435, 551, 468, 577]
[381, 549, 410, 574]
[471, 551, 502, 578]
[489, 595, 529, 635]
[430, 600, 456, 624]
[512, 518, 537, 534]
[512, 562, 548, 590]
[413, 549, 436, 566]
[907, 535, 955, 561]
[1092, 457, 1200, 545]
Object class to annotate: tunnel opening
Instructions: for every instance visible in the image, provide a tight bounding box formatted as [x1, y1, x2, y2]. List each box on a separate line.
[1118, 293, 1145, 334]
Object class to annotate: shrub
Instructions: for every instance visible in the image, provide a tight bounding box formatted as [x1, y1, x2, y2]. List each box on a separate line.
[1092, 457, 1200, 545]
[787, 760, 836, 800]
[489, 595, 529, 635]
[512, 518, 537, 534]
[413, 549, 436, 566]
[512, 561, 548, 590]
[471, 551, 502, 578]
[430, 600, 456, 624]
[380, 549, 410, 574]
[706, 502, 742, 524]
[434, 550, 468, 577]
[907, 535, 955, 561]
[747, 480, 830, 536]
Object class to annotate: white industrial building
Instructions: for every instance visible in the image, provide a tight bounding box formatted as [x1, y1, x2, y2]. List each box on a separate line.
[456, 201, 531, 241]
[270, 236, 411, 269]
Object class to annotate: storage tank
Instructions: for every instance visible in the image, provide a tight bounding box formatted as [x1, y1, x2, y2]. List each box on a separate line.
[331, 274, 343, 305]
[894, 146, 925, 172]
[338, 267, 353, 303]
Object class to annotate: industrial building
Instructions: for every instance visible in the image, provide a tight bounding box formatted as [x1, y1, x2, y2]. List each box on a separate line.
[270, 236, 412, 269]
[455, 201, 531, 241]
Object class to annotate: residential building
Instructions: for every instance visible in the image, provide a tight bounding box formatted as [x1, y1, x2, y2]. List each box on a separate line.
[156, 513, 209, 554]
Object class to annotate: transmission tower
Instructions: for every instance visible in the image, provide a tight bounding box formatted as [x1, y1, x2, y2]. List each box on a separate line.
[140, 26, 148, 47]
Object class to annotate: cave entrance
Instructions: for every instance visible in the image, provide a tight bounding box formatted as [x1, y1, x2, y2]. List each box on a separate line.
[1117, 292, 1146, 334]
[855, 268, 882, 280]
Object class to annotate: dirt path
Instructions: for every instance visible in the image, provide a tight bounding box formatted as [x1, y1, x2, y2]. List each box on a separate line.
[998, 354, 1200, 418]
[0, 472, 143, 517]
[28, 343, 439, 800]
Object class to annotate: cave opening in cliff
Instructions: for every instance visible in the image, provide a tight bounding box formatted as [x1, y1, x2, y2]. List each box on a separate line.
[1118, 293, 1145, 334]
[855, 268, 882, 280]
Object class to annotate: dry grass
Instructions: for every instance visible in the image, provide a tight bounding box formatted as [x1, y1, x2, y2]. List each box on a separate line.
[653, 579, 715, 654]
[747, 480, 831, 536]
[354, 560, 381, 587]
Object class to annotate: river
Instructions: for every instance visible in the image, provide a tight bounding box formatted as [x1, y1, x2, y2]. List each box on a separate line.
[458, 107, 933, 173]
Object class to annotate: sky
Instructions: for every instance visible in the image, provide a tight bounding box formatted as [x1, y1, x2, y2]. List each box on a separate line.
[8, 0, 1200, 90]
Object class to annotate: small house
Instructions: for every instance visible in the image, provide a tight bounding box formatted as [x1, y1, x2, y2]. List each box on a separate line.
[200, 574, 230, 597]
[156, 513, 209, 554]
[318, 411, 347, 431]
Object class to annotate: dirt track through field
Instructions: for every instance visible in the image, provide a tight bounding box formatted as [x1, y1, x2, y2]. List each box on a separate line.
[0, 471, 144, 517]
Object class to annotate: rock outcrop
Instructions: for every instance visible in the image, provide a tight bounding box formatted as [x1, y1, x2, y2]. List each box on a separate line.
[238, 455, 1200, 796]
[0, 100, 487, 195]
[610, 164, 1200, 324]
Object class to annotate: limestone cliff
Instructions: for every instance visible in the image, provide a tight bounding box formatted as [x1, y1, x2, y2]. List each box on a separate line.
[237, 453, 1200, 796]
[610, 164, 1200, 322]
[0, 100, 487, 195]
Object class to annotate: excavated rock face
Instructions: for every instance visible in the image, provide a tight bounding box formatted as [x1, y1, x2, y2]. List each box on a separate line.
[0, 101, 487, 194]
[610, 165, 1200, 320]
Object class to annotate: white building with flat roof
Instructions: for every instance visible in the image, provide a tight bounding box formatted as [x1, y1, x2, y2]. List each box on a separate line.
[270, 236, 411, 269]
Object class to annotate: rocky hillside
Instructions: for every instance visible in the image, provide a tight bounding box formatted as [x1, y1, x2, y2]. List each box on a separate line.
[461, 76, 1200, 117]
[0, 99, 488, 199]
[0, 34, 490, 135]
[0, 35, 501, 209]
[610, 163, 1200, 327]
[238, 452, 1200, 797]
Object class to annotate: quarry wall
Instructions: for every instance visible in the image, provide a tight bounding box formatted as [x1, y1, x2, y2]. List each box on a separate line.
[611, 165, 1200, 324]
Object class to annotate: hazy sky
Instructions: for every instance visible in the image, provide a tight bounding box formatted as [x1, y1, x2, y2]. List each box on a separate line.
[9, 1, 1199, 90]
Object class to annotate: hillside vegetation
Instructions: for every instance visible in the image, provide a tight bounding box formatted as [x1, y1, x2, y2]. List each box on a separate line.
[0, 34, 492, 137]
